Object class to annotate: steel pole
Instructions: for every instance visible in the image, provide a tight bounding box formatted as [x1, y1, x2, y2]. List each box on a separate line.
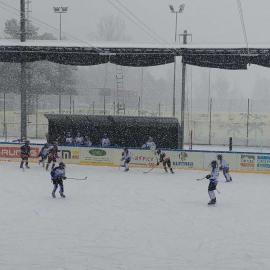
[247, 98, 250, 146]
[209, 98, 212, 145]
[180, 30, 188, 149]
[3, 93, 7, 141]
[35, 94, 38, 138]
[58, 13, 62, 114]
[59, 12, 62, 41]
[172, 12, 178, 117]
[20, 0, 27, 140]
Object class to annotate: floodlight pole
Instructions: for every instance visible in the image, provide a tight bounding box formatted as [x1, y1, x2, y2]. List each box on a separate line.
[20, 0, 27, 140]
[180, 30, 188, 149]
[169, 4, 185, 117]
[53, 6, 68, 114]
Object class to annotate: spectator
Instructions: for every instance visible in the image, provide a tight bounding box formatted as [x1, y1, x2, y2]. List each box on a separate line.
[101, 133, 111, 147]
[83, 136, 92, 147]
[65, 132, 74, 146]
[142, 136, 156, 151]
[75, 132, 84, 146]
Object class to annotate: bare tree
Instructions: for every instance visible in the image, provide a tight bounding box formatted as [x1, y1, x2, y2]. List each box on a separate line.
[96, 15, 130, 41]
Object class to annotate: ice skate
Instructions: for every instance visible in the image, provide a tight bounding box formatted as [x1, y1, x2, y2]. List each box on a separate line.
[60, 192, 66, 198]
[124, 168, 129, 172]
[52, 192, 56, 198]
[208, 198, 216, 205]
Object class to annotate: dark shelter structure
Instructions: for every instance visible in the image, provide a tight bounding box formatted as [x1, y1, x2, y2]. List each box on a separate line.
[45, 114, 181, 149]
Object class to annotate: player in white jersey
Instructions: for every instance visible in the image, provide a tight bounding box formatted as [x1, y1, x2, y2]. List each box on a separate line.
[205, 160, 219, 205]
[121, 147, 131, 171]
[38, 143, 49, 167]
[217, 154, 232, 182]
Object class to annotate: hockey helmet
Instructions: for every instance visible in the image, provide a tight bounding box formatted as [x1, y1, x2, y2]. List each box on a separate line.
[217, 154, 222, 160]
[211, 160, 217, 168]
[59, 162, 65, 168]
[25, 140, 30, 145]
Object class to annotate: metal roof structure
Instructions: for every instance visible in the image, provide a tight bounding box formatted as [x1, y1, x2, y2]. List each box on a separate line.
[45, 114, 179, 126]
[1, 40, 270, 69]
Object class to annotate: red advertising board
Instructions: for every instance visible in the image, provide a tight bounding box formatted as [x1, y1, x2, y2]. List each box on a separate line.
[0, 146, 40, 159]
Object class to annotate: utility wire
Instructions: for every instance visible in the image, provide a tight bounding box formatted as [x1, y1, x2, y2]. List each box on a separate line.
[114, 0, 168, 44]
[106, 0, 168, 44]
[236, 0, 249, 54]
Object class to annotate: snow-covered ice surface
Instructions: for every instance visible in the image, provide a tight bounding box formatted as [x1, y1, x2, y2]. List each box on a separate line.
[1, 162, 270, 270]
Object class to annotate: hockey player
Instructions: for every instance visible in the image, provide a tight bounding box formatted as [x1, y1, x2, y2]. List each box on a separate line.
[46, 142, 59, 171]
[205, 160, 219, 205]
[50, 161, 67, 198]
[20, 140, 31, 169]
[121, 147, 131, 172]
[217, 154, 232, 182]
[38, 143, 49, 167]
[156, 149, 174, 174]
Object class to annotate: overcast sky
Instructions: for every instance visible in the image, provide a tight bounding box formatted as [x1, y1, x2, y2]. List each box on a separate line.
[1, 0, 270, 44]
[1, 0, 270, 100]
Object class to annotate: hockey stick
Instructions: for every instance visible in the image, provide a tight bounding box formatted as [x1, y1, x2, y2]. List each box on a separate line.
[66, 176, 88, 181]
[196, 177, 220, 193]
[143, 164, 157, 174]
[196, 177, 206, 181]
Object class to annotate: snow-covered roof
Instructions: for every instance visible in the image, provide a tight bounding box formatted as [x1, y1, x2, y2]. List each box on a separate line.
[0, 39, 269, 49]
[0, 39, 270, 69]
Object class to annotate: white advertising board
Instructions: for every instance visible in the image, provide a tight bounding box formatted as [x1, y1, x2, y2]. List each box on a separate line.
[1, 143, 270, 174]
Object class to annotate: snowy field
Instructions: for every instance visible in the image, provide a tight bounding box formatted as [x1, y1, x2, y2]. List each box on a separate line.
[1, 162, 270, 270]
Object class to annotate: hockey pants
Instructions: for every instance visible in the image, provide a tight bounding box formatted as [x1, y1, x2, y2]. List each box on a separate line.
[223, 168, 232, 182]
[208, 182, 217, 200]
[52, 180, 64, 194]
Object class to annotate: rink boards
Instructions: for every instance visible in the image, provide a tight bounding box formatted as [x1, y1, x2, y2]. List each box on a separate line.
[0, 143, 270, 173]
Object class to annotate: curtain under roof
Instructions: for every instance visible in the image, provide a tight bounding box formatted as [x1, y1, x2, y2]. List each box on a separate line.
[0, 40, 269, 70]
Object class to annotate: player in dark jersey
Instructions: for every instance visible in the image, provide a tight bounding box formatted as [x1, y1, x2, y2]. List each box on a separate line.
[50, 162, 67, 198]
[20, 140, 31, 169]
[205, 160, 219, 205]
[156, 149, 174, 174]
[46, 142, 59, 171]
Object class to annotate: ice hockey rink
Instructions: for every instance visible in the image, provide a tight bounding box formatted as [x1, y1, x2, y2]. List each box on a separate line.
[1, 162, 270, 270]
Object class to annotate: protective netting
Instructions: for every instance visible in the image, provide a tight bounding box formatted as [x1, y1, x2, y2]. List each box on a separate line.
[0, 92, 269, 147]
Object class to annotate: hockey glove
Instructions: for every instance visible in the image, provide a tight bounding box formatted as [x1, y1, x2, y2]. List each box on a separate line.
[156, 162, 160, 166]
[205, 174, 211, 179]
[63, 176, 67, 180]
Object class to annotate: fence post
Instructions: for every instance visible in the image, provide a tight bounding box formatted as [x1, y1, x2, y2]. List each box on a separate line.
[246, 98, 250, 146]
[229, 137, 232, 151]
